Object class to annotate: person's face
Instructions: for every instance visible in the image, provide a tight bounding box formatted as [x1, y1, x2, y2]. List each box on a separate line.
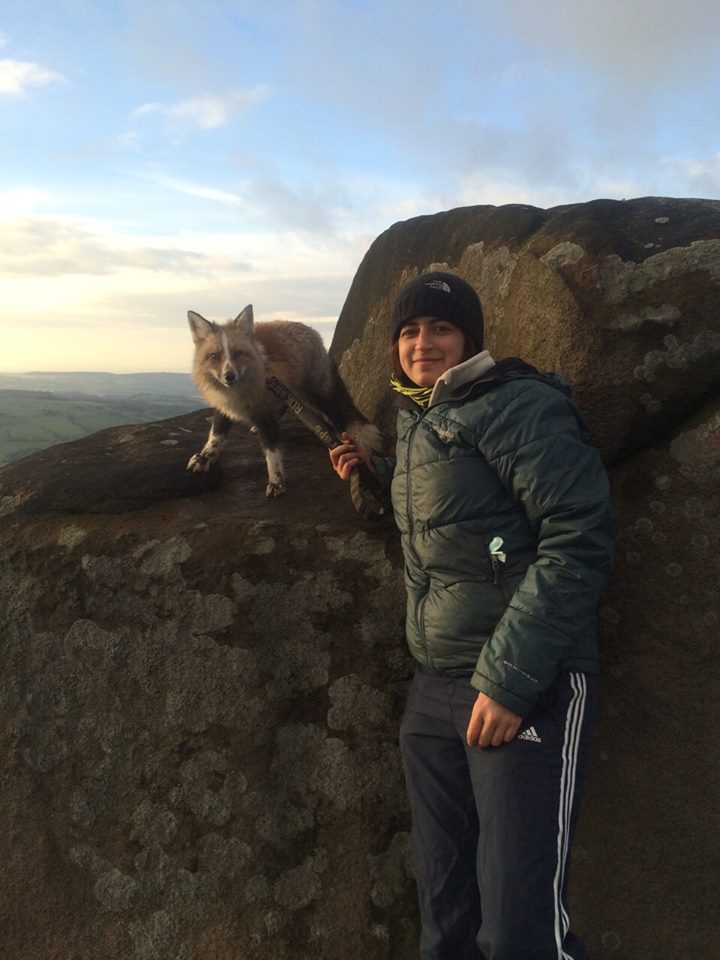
[397, 316, 466, 387]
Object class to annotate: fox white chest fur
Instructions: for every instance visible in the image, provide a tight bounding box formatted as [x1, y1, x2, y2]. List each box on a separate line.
[187, 304, 379, 498]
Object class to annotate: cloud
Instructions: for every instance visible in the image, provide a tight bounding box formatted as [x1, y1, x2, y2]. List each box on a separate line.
[494, 0, 720, 88]
[133, 85, 269, 130]
[138, 167, 357, 235]
[238, 175, 348, 234]
[143, 174, 246, 209]
[251, 0, 718, 204]
[0, 211, 356, 370]
[0, 188, 51, 220]
[0, 58, 68, 95]
[106, 272, 351, 333]
[658, 155, 720, 199]
[447, 171, 638, 212]
[0, 218, 249, 277]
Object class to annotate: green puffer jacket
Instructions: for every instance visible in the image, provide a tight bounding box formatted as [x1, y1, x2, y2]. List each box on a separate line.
[384, 355, 614, 717]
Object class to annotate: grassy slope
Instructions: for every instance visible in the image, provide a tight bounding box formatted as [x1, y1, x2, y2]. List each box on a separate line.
[0, 392, 204, 466]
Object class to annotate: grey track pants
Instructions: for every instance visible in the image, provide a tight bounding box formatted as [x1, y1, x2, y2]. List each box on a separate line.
[399, 664, 597, 960]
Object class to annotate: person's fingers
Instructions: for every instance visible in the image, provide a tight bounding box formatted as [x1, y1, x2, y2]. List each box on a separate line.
[503, 719, 521, 743]
[491, 725, 507, 748]
[329, 446, 360, 480]
[465, 717, 479, 747]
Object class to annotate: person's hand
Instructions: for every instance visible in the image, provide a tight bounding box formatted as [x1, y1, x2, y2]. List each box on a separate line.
[329, 433, 361, 481]
[466, 692, 522, 748]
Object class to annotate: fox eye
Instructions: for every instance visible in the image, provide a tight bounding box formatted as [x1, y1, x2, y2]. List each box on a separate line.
[208, 352, 220, 361]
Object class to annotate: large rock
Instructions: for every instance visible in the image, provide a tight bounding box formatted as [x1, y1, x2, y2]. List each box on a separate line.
[0, 414, 416, 960]
[330, 197, 720, 959]
[1, 197, 719, 959]
[581, 395, 720, 958]
[332, 196, 720, 461]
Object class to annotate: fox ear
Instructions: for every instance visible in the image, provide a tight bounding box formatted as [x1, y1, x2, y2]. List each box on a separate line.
[232, 304, 254, 335]
[187, 310, 214, 343]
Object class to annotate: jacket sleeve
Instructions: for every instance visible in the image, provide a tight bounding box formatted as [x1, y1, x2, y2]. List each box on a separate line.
[370, 454, 396, 491]
[470, 382, 614, 716]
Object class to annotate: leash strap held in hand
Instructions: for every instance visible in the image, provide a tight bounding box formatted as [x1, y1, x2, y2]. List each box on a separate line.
[265, 376, 388, 520]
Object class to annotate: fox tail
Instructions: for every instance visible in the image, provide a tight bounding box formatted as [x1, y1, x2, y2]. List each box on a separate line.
[312, 362, 381, 459]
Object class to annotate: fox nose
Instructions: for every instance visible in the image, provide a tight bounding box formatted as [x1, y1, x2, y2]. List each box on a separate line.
[224, 369, 236, 384]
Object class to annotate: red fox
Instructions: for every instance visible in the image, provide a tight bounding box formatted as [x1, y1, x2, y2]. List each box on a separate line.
[187, 305, 380, 497]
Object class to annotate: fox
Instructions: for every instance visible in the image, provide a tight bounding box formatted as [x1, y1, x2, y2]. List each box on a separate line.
[187, 304, 381, 497]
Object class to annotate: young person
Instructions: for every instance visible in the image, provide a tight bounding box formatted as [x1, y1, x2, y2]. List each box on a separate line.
[330, 272, 614, 960]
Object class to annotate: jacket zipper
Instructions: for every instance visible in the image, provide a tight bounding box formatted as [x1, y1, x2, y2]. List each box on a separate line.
[405, 410, 432, 662]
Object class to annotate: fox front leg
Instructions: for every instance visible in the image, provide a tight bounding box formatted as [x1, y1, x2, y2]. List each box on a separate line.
[253, 415, 285, 498]
[187, 410, 233, 473]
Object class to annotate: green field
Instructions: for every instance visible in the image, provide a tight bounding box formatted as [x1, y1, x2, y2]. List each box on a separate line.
[0, 391, 203, 466]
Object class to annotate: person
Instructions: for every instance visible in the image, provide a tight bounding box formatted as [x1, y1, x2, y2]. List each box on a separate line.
[329, 271, 614, 960]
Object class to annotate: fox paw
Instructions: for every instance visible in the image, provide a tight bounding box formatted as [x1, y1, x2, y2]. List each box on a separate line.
[265, 480, 286, 498]
[187, 453, 214, 473]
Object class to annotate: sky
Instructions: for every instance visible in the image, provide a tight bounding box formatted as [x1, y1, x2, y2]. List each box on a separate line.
[1, 0, 719, 373]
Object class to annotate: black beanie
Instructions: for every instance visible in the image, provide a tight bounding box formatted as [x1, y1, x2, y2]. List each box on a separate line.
[390, 271, 484, 346]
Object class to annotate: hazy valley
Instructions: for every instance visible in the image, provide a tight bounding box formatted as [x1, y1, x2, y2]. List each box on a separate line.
[0, 372, 203, 466]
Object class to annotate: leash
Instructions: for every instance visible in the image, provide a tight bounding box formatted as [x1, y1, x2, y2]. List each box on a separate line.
[265, 375, 388, 521]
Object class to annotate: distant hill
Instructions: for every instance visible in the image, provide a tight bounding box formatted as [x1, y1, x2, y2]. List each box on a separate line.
[0, 370, 197, 398]
[0, 371, 206, 467]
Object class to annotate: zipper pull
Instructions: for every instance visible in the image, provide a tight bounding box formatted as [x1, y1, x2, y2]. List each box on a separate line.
[488, 536, 507, 584]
